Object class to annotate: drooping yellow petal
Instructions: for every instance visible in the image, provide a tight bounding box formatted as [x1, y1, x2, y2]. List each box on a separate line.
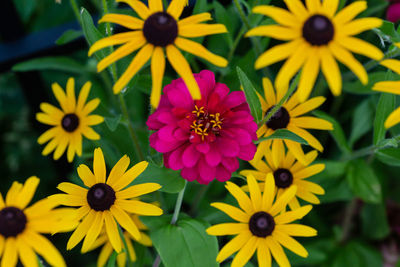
[320, 46, 342, 97]
[116, 199, 163, 216]
[340, 17, 382, 36]
[178, 13, 211, 26]
[291, 117, 333, 130]
[99, 14, 144, 30]
[246, 25, 299, 40]
[275, 223, 317, 237]
[385, 107, 400, 129]
[231, 236, 259, 267]
[273, 230, 308, 257]
[116, 0, 150, 20]
[269, 185, 297, 216]
[110, 205, 141, 241]
[225, 182, 254, 214]
[97, 38, 147, 72]
[334, 1, 367, 26]
[106, 155, 130, 187]
[88, 32, 141, 56]
[77, 164, 96, 187]
[53, 136, 68, 160]
[252, 5, 299, 27]
[210, 203, 249, 223]
[67, 210, 96, 250]
[257, 239, 272, 267]
[98, 243, 113, 267]
[104, 211, 122, 253]
[82, 212, 104, 252]
[178, 24, 227, 38]
[337, 37, 383, 61]
[57, 182, 88, 196]
[206, 223, 248, 236]
[1, 238, 17, 267]
[287, 125, 324, 152]
[285, 140, 308, 165]
[290, 96, 326, 117]
[297, 47, 320, 102]
[37, 127, 60, 145]
[379, 59, 400, 75]
[166, 45, 201, 100]
[175, 37, 228, 67]
[271, 139, 285, 169]
[17, 237, 38, 267]
[113, 44, 154, 94]
[116, 183, 161, 199]
[265, 237, 290, 267]
[216, 230, 252, 263]
[255, 40, 301, 70]
[150, 47, 166, 108]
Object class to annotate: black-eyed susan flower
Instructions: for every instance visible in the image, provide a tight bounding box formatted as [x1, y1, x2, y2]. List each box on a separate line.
[255, 77, 332, 164]
[49, 147, 162, 253]
[89, 214, 152, 267]
[247, 0, 384, 102]
[0, 177, 75, 267]
[89, 0, 228, 107]
[36, 78, 104, 162]
[241, 143, 325, 210]
[206, 174, 316, 267]
[373, 44, 400, 128]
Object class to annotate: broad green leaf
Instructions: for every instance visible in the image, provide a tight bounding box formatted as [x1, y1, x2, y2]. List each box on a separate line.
[349, 99, 373, 147]
[332, 242, 383, 267]
[255, 129, 309, 145]
[150, 218, 218, 267]
[343, 72, 387, 95]
[374, 20, 400, 43]
[237, 67, 262, 124]
[346, 159, 382, 203]
[214, 1, 233, 49]
[56, 29, 83, 45]
[376, 148, 400, 166]
[361, 203, 390, 240]
[104, 115, 122, 132]
[314, 110, 351, 154]
[80, 8, 106, 59]
[374, 93, 396, 145]
[12, 57, 86, 73]
[132, 163, 186, 193]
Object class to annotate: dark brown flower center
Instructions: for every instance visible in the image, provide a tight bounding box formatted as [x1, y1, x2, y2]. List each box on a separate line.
[0, 207, 27, 237]
[266, 106, 290, 130]
[249, 211, 275, 237]
[273, 168, 293, 188]
[143, 12, 178, 47]
[303, 15, 334, 46]
[87, 183, 116, 211]
[62, 113, 80, 132]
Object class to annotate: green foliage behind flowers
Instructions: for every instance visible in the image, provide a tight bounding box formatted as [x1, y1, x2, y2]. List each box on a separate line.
[3, 0, 400, 266]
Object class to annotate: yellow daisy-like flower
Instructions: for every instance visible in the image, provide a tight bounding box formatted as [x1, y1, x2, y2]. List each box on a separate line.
[373, 43, 400, 129]
[241, 143, 325, 210]
[49, 147, 163, 253]
[89, 214, 152, 267]
[36, 77, 104, 162]
[247, 0, 384, 102]
[88, 0, 228, 107]
[255, 77, 333, 164]
[206, 174, 316, 267]
[0, 177, 75, 267]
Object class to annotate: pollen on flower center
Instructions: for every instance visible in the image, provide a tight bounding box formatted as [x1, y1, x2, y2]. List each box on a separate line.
[266, 106, 290, 130]
[302, 15, 334, 46]
[62, 113, 80, 132]
[249, 211, 275, 237]
[273, 168, 293, 188]
[143, 12, 178, 47]
[190, 105, 223, 141]
[87, 183, 116, 211]
[0, 207, 27, 237]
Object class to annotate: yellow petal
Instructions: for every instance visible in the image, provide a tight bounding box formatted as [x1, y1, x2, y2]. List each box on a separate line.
[178, 13, 211, 26]
[265, 237, 290, 267]
[206, 223, 248, 236]
[116, 199, 163, 216]
[77, 164, 96, 187]
[290, 96, 326, 117]
[287, 125, 324, 152]
[305, 0, 321, 13]
[225, 182, 254, 214]
[269, 185, 297, 216]
[216, 230, 252, 263]
[231, 237, 259, 267]
[294, 164, 325, 179]
[116, 0, 150, 20]
[99, 14, 144, 30]
[178, 24, 227, 38]
[150, 46, 166, 108]
[149, 0, 163, 12]
[246, 25, 299, 40]
[1, 238, 17, 267]
[340, 18, 382, 36]
[297, 47, 320, 102]
[81, 212, 104, 252]
[257, 239, 272, 267]
[337, 36, 383, 61]
[89, 31, 141, 56]
[255, 40, 301, 70]
[51, 82, 68, 111]
[17, 237, 38, 267]
[67, 210, 96, 250]
[94, 147, 106, 183]
[104, 211, 122, 253]
[283, 0, 308, 21]
[275, 223, 317, 237]
[247, 174, 262, 211]
[116, 183, 161, 199]
[320, 46, 342, 97]
[273, 230, 308, 257]
[15, 176, 40, 209]
[334, 1, 367, 25]
[77, 81, 91, 111]
[262, 173, 276, 211]
[167, 0, 186, 20]
[252, 5, 298, 27]
[321, 0, 339, 17]
[113, 161, 149, 191]
[210, 202, 249, 223]
[57, 182, 88, 196]
[106, 155, 130, 187]
[385, 107, 400, 129]
[110, 205, 141, 241]
[291, 117, 333, 130]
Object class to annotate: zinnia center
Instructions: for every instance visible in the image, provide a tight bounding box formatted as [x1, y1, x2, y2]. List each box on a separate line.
[266, 106, 290, 130]
[303, 15, 334, 46]
[0, 207, 27, 237]
[273, 168, 293, 188]
[143, 12, 178, 47]
[190, 105, 223, 142]
[87, 183, 116, 211]
[249, 211, 275, 237]
[62, 113, 80, 132]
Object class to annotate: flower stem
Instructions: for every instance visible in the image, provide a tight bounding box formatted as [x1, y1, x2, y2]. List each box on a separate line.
[339, 198, 359, 244]
[69, 0, 82, 26]
[258, 73, 300, 127]
[153, 181, 187, 267]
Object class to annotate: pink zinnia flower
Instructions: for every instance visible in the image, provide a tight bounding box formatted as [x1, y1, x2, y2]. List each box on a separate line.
[147, 70, 257, 184]
[387, 2, 400, 22]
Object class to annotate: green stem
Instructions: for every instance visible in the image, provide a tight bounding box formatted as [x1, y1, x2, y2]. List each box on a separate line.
[118, 226, 134, 267]
[171, 180, 187, 225]
[69, 0, 82, 25]
[339, 198, 358, 244]
[258, 74, 300, 127]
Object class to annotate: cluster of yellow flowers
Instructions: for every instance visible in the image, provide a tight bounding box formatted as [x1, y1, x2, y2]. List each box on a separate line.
[2, 0, 400, 267]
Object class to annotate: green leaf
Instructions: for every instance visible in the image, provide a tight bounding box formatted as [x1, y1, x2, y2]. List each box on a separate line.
[361, 203, 390, 240]
[106, 251, 117, 267]
[374, 20, 400, 43]
[376, 148, 400, 166]
[80, 8, 106, 59]
[255, 129, 309, 145]
[214, 1, 233, 49]
[346, 159, 382, 203]
[236, 67, 262, 124]
[104, 115, 122, 132]
[332, 241, 383, 267]
[12, 57, 86, 73]
[374, 93, 396, 145]
[150, 218, 218, 267]
[349, 99, 373, 147]
[314, 110, 351, 154]
[343, 72, 387, 95]
[132, 163, 186, 193]
[56, 29, 83, 45]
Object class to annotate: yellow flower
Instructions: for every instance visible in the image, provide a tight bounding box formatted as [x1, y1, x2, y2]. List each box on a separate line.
[207, 174, 316, 267]
[48, 147, 163, 253]
[247, 0, 383, 102]
[0, 177, 74, 267]
[89, 0, 228, 107]
[89, 215, 152, 267]
[241, 143, 325, 210]
[373, 43, 400, 129]
[255, 77, 332, 165]
[36, 77, 104, 162]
